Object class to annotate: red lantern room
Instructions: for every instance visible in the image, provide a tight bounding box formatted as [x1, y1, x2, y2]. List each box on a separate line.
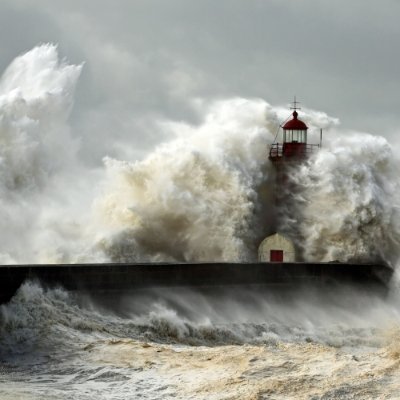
[269, 98, 320, 162]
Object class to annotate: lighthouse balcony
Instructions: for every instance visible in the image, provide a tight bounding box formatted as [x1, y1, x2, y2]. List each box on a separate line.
[269, 142, 319, 161]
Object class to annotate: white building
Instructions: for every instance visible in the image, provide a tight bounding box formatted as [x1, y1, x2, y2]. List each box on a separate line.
[258, 233, 296, 262]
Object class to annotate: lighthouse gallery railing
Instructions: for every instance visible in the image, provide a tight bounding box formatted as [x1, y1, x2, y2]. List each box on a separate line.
[269, 143, 320, 159]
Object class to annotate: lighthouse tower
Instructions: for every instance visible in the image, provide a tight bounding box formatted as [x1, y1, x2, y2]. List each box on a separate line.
[258, 98, 320, 263]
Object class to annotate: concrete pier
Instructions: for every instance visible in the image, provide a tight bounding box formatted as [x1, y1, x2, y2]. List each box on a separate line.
[0, 262, 393, 304]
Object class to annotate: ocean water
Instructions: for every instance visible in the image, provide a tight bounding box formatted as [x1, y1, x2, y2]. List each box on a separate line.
[1, 45, 400, 399]
[1, 282, 400, 399]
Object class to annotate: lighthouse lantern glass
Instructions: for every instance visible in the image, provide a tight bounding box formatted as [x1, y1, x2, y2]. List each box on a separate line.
[284, 129, 307, 144]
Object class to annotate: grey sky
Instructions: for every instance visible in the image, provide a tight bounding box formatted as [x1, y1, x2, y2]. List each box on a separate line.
[0, 0, 399, 163]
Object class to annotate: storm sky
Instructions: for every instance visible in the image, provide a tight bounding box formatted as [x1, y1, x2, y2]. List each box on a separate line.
[0, 0, 399, 163]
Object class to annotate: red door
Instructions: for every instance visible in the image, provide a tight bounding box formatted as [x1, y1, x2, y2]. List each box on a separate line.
[270, 250, 283, 262]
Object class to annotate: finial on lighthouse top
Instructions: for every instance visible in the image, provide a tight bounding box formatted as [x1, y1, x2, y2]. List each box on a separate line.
[282, 96, 308, 130]
[290, 96, 300, 119]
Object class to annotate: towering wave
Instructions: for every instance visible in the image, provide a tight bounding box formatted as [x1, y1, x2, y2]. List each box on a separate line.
[0, 44, 82, 263]
[91, 99, 277, 262]
[0, 44, 399, 265]
[283, 134, 400, 266]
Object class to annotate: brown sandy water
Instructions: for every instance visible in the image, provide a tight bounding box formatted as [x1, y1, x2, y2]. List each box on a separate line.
[1, 282, 400, 399]
[83, 334, 400, 400]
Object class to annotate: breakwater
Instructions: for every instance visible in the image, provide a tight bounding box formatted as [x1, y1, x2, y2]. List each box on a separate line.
[0, 262, 392, 304]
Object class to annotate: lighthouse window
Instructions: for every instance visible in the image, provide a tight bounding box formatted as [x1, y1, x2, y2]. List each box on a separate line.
[298, 130, 306, 143]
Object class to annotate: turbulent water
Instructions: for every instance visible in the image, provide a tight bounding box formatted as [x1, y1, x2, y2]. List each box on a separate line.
[1, 45, 400, 399]
[2, 282, 400, 399]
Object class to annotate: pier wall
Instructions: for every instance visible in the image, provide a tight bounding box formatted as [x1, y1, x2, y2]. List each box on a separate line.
[0, 262, 392, 304]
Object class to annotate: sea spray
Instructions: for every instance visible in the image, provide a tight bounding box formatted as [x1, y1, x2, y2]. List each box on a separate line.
[0, 44, 399, 266]
[91, 98, 278, 262]
[0, 44, 83, 264]
[1, 281, 398, 352]
[284, 133, 400, 265]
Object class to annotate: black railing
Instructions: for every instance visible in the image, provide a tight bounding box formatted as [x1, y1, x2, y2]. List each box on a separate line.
[269, 143, 320, 159]
[269, 143, 283, 158]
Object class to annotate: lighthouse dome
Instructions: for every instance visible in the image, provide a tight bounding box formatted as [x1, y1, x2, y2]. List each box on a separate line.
[282, 111, 308, 130]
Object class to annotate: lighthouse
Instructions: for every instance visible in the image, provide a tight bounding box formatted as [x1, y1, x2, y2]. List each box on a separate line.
[269, 97, 319, 163]
[258, 98, 321, 263]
